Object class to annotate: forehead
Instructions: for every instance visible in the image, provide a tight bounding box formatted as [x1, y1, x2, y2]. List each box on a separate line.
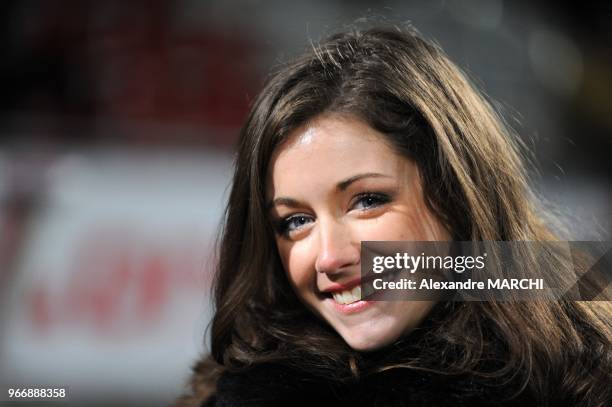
[267, 114, 410, 194]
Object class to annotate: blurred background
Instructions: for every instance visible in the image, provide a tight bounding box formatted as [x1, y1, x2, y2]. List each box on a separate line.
[0, 0, 610, 405]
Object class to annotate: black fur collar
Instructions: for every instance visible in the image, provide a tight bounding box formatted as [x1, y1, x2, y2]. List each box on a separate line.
[202, 361, 544, 407]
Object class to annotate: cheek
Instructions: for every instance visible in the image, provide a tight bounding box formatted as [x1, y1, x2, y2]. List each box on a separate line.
[354, 216, 411, 241]
[353, 211, 446, 241]
[276, 239, 314, 292]
[398, 212, 448, 240]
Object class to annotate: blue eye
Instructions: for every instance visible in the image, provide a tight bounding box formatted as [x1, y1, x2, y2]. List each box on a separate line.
[277, 214, 314, 235]
[352, 193, 391, 211]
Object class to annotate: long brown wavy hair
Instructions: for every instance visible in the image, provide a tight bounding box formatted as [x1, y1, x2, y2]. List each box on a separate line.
[178, 27, 611, 406]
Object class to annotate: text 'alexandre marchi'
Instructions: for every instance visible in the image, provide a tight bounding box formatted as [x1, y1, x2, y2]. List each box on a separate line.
[373, 278, 545, 290]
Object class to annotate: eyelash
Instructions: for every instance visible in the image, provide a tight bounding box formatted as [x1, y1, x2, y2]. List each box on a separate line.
[273, 192, 392, 236]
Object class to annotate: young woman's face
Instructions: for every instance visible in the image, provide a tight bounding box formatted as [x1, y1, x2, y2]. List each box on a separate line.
[267, 113, 450, 351]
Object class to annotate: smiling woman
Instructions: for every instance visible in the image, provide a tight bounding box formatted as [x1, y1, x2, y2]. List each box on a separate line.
[177, 27, 611, 406]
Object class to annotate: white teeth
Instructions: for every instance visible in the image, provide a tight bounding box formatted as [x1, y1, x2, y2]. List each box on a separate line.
[331, 286, 362, 305]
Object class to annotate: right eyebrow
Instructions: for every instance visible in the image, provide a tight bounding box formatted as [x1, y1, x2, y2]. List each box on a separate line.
[266, 197, 303, 211]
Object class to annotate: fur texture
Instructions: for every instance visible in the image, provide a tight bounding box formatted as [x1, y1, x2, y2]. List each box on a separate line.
[176, 359, 556, 407]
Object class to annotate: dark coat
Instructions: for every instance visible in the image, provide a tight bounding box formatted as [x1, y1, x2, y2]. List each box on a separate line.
[187, 361, 556, 407]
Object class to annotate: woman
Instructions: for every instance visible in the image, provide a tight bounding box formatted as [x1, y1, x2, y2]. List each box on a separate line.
[177, 27, 611, 406]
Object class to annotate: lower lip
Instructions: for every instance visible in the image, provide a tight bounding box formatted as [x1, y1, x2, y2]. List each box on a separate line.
[325, 297, 374, 314]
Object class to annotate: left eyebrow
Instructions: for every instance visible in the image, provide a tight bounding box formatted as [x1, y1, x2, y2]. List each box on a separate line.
[336, 172, 393, 191]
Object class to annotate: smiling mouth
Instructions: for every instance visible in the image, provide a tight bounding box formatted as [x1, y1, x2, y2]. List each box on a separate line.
[330, 286, 362, 305]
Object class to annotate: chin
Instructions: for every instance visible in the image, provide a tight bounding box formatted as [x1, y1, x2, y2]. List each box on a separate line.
[337, 323, 401, 352]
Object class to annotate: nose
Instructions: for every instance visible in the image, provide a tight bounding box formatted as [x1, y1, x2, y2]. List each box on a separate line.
[314, 217, 360, 274]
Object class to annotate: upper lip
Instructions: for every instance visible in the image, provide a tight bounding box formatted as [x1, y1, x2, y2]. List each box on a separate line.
[319, 271, 380, 294]
[319, 277, 362, 294]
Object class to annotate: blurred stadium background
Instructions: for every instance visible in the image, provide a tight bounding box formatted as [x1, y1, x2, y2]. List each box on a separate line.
[0, 0, 610, 405]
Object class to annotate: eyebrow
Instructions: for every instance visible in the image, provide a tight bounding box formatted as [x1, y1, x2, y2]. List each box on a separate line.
[267, 172, 392, 210]
[336, 172, 392, 191]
